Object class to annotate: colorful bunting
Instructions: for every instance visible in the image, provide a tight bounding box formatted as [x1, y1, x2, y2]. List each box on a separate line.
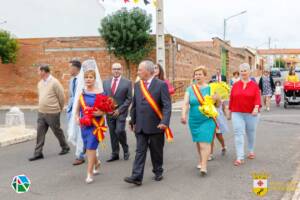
[153, 0, 157, 8]
[101, 0, 156, 7]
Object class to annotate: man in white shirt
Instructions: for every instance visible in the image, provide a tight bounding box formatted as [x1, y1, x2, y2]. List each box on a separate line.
[66, 60, 85, 166]
[103, 63, 132, 162]
[211, 68, 227, 83]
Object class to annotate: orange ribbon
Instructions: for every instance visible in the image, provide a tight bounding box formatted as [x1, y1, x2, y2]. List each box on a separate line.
[79, 94, 107, 143]
[139, 80, 174, 142]
[92, 117, 107, 143]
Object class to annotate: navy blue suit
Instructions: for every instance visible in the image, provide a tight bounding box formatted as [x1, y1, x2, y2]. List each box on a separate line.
[103, 77, 132, 157]
[130, 78, 172, 181]
[210, 74, 227, 83]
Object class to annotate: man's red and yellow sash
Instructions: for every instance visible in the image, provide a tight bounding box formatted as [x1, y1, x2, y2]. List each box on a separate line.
[191, 84, 218, 128]
[79, 94, 107, 143]
[139, 80, 173, 142]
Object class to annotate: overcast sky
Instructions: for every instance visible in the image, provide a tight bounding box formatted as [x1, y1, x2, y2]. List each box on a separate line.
[1, 0, 300, 49]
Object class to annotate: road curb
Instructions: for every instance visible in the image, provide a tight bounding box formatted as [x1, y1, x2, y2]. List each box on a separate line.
[0, 106, 38, 111]
[281, 160, 300, 200]
[0, 127, 36, 147]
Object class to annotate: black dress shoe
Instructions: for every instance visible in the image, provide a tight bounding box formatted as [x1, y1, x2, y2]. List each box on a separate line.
[124, 177, 142, 186]
[59, 147, 70, 155]
[124, 152, 130, 160]
[72, 159, 85, 166]
[29, 154, 44, 161]
[153, 175, 163, 181]
[106, 156, 119, 162]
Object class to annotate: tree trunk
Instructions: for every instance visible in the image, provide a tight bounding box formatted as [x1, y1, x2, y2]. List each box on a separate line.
[125, 59, 131, 80]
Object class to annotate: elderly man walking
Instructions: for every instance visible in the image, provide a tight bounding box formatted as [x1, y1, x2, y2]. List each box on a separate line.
[124, 60, 172, 186]
[29, 65, 70, 161]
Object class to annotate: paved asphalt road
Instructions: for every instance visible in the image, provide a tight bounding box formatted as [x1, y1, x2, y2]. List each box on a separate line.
[0, 103, 300, 200]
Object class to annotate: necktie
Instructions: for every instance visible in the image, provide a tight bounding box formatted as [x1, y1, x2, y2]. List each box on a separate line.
[111, 78, 118, 95]
[72, 78, 77, 95]
[144, 81, 149, 89]
[142, 81, 149, 100]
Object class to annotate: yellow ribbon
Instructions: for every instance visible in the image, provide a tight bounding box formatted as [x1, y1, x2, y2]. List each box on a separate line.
[198, 96, 218, 118]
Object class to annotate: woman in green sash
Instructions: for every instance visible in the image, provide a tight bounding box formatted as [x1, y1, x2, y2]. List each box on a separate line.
[181, 66, 220, 176]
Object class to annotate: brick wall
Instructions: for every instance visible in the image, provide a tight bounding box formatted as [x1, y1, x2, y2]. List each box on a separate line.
[165, 36, 256, 101]
[0, 36, 130, 105]
[0, 35, 255, 106]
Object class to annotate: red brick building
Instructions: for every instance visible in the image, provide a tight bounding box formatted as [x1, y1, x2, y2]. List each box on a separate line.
[0, 35, 255, 106]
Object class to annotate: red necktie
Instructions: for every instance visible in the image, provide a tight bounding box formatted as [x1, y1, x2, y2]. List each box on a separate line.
[111, 78, 118, 95]
[143, 81, 149, 89]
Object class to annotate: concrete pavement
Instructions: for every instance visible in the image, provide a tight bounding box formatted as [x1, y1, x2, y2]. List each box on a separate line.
[0, 103, 300, 200]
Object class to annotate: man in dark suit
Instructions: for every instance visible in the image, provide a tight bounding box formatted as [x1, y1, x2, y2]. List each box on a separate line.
[211, 68, 227, 83]
[124, 60, 172, 186]
[103, 63, 132, 162]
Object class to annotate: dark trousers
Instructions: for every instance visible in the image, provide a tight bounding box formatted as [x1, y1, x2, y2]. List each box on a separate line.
[132, 132, 165, 181]
[107, 116, 129, 157]
[34, 112, 69, 156]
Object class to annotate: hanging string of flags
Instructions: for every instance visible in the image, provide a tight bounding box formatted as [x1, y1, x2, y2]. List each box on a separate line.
[100, 0, 157, 7]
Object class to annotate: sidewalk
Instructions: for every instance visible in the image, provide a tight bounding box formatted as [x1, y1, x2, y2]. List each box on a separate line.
[0, 105, 38, 111]
[281, 163, 300, 200]
[172, 100, 183, 111]
[0, 100, 185, 112]
[0, 126, 36, 147]
[0, 100, 184, 147]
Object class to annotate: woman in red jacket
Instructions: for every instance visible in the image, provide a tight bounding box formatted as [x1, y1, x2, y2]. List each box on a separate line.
[228, 63, 261, 166]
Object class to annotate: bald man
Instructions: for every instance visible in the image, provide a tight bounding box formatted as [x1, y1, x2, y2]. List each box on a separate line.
[103, 63, 132, 162]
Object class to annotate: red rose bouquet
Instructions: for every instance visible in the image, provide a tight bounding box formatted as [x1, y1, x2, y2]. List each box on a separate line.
[79, 106, 94, 126]
[80, 94, 116, 127]
[94, 94, 116, 113]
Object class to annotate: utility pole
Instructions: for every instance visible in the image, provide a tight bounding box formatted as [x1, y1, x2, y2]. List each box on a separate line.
[268, 37, 272, 69]
[156, 0, 166, 72]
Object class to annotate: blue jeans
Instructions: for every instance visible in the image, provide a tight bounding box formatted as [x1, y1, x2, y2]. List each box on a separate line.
[67, 110, 85, 160]
[77, 151, 85, 160]
[232, 112, 259, 160]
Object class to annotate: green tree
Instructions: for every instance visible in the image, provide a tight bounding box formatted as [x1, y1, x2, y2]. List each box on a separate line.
[99, 7, 154, 78]
[274, 58, 285, 68]
[0, 30, 19, 64]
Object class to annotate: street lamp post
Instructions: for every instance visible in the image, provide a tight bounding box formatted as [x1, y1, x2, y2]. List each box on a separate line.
[223, 10, 247, 41]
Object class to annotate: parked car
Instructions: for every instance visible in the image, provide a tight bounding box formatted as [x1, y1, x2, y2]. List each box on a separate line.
[295, 67, 300, 73]
[280, 68, 288, 72]
[271, 68, 281, 77]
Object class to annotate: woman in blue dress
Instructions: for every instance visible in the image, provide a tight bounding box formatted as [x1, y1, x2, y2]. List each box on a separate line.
[181, 66, 220, 176]
[75, 69, 105, 184]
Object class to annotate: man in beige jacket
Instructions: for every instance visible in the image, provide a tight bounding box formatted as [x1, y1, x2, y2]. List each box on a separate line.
[29, 64, 70, 161]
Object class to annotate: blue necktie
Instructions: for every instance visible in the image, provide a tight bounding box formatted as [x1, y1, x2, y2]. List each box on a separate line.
[72, 78, 77, 95]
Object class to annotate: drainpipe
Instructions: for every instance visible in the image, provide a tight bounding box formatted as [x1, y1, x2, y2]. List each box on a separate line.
[172, 36, 177, 85]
